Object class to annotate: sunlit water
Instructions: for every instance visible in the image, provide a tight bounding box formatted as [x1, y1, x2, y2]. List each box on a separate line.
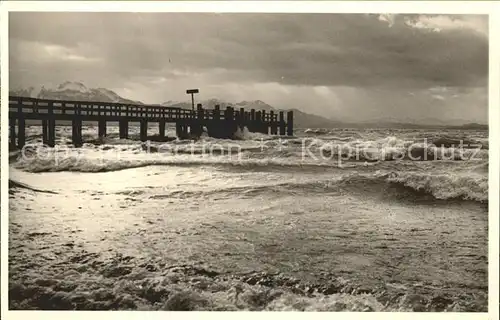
[8, 125, 488, 311]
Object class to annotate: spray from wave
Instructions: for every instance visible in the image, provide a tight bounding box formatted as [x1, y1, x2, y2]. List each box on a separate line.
[233, 127, 273, 141]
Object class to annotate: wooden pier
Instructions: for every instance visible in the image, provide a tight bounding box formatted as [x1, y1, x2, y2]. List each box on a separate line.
[8, 96, 294, 149]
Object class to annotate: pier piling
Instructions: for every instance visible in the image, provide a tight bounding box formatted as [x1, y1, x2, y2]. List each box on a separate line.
[279, 111, 286, 136]
[250, 109, 256, 132]
[207, 105, 221, 138]
[190, 104, 204, 137]
[261, 110, 267, 134]
[287, 111, 294, 136]
[224, 106, 236, 138]
[239, 108, 245, 129]
[140, 120, 148, 142]
[176, 123, 182, 137]
[270, 111, 277, 135]
[17, 118, 26, 148]
[98, 120, 107, 138]
[10, 120, 16, 150]
[213, 105, 221, 120]
[47, 102, 56, 147]
[48, 119, 56, 147]
[256, 111, 261, 131]
[72, 119, 82, 147]
[119, 120, 128, 139]
[159, 120, 166, 138]
[42, 120, 49, 145]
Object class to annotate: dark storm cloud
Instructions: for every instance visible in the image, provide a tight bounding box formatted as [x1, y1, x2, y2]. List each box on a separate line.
[9, 12, 488, 89]
[8, 12, 488, 123]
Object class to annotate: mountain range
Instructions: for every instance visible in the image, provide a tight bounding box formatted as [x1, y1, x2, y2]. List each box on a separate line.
[9, 82, 487, 130]
[9, 81, 143, 105]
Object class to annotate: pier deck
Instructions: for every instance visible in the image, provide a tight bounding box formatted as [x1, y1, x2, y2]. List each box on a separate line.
[8, 96, 294, 148]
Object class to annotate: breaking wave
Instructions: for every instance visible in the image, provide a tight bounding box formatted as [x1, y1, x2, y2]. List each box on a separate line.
[160, 171, 488, 203]
[303, 136, 488, 161]
[233, 127, 272, 140]
[373, 171, 487, 202]
[11, 150, 343, 173]
[271, 171, 488, 202]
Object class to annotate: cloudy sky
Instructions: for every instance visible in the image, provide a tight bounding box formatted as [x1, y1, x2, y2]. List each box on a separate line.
[9, 13, 488, 123]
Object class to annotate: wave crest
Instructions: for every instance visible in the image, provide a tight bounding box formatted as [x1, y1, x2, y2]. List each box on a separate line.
[247, 171, 488, 203]
[304, 136, 488, 162]
[376, 171, 487, 202]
